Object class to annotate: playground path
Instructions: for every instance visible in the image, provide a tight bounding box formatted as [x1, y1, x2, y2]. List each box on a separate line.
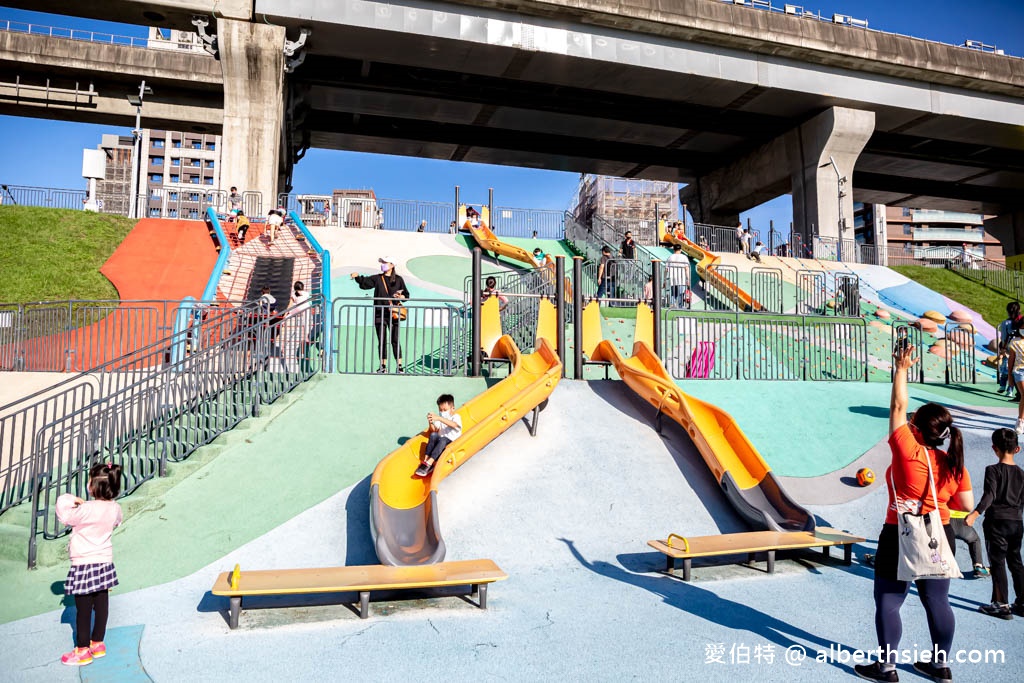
[1, 380, 1017, 682]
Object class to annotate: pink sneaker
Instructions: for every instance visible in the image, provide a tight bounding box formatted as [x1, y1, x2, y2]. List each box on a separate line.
[89, 641, 106, 658]
[61, 647, 93, 666]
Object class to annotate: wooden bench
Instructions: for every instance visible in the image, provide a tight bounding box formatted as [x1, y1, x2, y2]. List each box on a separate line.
[211, 559, 508, 628]
[647, 528, 865, 581]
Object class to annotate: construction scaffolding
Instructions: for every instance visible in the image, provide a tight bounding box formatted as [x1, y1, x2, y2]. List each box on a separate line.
[571, 174, 679, 245]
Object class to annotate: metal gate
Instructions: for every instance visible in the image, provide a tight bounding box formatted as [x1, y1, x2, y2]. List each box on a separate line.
[892, 322, 924, 383]
[944, 323, 977, 384]
[796, 270, 828, 316]
[705, 264, 740, 311]
[751, 267, 784, 313]
[835, 273, 861, 317]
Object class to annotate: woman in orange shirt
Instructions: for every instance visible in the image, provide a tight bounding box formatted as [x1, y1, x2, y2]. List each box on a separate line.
[856, 345, 973, 683]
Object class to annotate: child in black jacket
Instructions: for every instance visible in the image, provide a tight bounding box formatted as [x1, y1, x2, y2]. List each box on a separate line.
[967, 428, 1024, 619]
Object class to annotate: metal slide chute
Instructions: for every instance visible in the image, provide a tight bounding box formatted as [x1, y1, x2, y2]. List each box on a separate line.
[589, 301, 814, 533]
[370, 298, 562, 565]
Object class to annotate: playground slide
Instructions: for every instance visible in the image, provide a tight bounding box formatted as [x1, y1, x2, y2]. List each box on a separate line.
[370, 298, 562, 565]
[662, 232, 762, 312]
[590, 302, 814, 533]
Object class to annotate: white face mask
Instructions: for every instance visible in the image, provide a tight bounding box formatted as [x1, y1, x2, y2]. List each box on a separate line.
[380, 263, 390, 273]
[439, 409, 451, 418]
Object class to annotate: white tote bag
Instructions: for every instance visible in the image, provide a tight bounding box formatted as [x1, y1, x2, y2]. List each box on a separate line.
[889, 453, 962, 581]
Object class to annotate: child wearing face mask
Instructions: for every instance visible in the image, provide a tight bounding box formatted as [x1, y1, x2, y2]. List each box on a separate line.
[415, 394, 463, 477]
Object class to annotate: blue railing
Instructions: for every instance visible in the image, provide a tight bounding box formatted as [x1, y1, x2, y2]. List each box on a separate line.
[201, 207, 232, 302]
[289, 210, 333, 369]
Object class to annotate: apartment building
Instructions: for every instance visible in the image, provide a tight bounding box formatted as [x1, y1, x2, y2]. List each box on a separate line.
[95, 130, 224, 218]
[854, 204, 1004, 264]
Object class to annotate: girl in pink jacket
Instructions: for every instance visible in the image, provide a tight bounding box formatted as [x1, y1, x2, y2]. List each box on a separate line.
[55, 462, 123, 666]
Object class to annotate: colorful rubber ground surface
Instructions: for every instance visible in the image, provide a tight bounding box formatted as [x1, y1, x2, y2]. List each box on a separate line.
[1, 227, 1015, 682]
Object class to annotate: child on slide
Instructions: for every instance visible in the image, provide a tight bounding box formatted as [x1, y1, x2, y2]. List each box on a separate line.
[415, 394, 463, 477]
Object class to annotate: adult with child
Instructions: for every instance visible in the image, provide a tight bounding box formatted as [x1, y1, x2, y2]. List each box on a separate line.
[965, 428, 1024, 619]
[55, 462, 123, 666]
[416, 394, 463, 477]
[351, 256, 409, 374]
[856, 343, 973, 683]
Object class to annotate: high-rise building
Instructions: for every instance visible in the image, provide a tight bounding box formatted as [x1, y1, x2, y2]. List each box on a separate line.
[94, 130, 223, 218]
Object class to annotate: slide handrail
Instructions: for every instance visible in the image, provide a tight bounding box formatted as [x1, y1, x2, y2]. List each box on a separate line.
[201, 207, 232, 303]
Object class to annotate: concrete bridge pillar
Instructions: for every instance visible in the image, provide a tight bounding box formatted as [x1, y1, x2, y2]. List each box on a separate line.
[217, 18, 286, 213]
[791, 107, 875, 245]
[984, 210, 1024, 266]
[679, 107, 874, 241]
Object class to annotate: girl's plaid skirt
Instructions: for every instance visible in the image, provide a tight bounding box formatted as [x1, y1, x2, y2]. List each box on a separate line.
[65, 563, 118, 595]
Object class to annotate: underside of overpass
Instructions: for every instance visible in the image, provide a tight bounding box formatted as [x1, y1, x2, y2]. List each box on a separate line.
[3, 0, 1023, 246]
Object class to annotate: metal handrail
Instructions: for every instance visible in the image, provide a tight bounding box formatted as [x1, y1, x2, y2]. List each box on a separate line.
[0, 19, 201, 51]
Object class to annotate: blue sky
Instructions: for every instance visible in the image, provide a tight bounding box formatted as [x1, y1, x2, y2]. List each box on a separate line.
[0, 1, 1021, 228]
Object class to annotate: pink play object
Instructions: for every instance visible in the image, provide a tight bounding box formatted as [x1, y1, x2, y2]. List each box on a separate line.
[948, 310, 973, 323]
[914, 318, 939, 333]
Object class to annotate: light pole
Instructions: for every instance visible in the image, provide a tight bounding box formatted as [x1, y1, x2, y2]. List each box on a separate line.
[126, 80, 152, 219]
[829, 155, 848, 261]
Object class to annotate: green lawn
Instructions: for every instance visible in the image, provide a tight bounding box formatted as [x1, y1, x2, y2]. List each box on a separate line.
[0, 206, 135, 303]
[891, 265, 1013, 327]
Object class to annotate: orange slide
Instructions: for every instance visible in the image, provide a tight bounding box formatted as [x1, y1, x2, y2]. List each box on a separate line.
[662, 230, 762, 312]
[589, 301, 813, 532]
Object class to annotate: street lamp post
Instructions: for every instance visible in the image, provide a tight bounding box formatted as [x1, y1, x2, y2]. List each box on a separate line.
[126, 80, 152, 219]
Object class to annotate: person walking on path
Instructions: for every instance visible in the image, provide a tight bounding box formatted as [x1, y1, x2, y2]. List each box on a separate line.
[855, 343, 973, 683]
[352, 256, 409, 373]
[966, 428, 1024, 619]
[55, 462, 123, 667]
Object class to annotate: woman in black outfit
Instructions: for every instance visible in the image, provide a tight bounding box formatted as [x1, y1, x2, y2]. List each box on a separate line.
[351, 256, 409, 373]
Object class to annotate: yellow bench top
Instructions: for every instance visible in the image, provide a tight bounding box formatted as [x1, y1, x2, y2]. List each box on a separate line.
[648, 528, 864, 560]
[211, 559, 507, 598]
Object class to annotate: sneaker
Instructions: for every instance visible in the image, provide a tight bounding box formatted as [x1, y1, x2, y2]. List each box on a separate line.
[979, 602, 1013, 620]
[913, 661, 952, 683]
[1011, 602, 1024, 617]
[60, 647, 93, 666]
[89, 641, 106, 658]
[855, 662, 898, 682]
[1016, 419, 1024, 436]
[396, 365, 405, 374]
[375, 365, 387, 374]
[973, 565, 990, 578]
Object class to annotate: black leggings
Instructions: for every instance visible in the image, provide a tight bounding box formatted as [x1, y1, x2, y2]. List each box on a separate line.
[949, 516, 985, 567]
[75, 590, 109, 648]
[873, 524, 956, 665]
[983, 518, 1024, 605]
[374, 317, 401, 363]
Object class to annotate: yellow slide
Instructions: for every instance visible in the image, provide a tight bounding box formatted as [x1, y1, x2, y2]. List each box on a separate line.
[662, 230, 762, 312]
[370, 297, 563, 565]
[588, 301, 813, 532]
[458, 205, 564, 288]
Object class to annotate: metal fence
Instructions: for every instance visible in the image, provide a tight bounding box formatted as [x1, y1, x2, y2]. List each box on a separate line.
[329, 298, 468, 375]
[4, 299, 323, 566]
[0, 184, 265, 219]
[948, 263, 1023, 300]
[0, 18, 200, 50]
[662, 311, 869, 381]
[0, 299, 254, 373]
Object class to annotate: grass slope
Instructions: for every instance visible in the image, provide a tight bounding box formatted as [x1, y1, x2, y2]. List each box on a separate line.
[0, 206, 135, 303]
[890, 265, 1013, 326]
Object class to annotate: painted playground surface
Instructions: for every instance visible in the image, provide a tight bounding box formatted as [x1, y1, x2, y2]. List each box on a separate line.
[1, 224, 1019, 682]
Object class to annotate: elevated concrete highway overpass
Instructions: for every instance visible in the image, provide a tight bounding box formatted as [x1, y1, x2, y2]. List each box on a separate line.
[4, 0, 1024, 247]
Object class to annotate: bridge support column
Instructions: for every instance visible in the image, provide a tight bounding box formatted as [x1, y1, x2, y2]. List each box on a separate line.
[218, 18, 286, 211]
[984, 210, 1024, 267]
[679, 107, 874, 243]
